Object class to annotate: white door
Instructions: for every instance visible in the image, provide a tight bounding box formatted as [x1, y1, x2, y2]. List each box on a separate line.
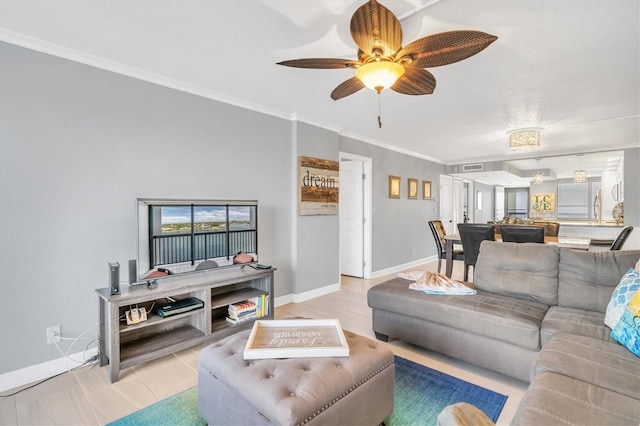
[440, 175, 455, 234]
[495, 186, 505, 220]
[453, 177, 464, 227]
[339, 160, 364, 277]
[441, 175, 465, 233]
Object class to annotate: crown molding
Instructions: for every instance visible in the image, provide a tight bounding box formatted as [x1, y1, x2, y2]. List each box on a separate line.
[0, 29, 291, 121]
[1, 29, 446, 165]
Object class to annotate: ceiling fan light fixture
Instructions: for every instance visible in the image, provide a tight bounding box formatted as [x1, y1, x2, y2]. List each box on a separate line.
[508, 128, 541, 152]
[355, 61, 405, 93]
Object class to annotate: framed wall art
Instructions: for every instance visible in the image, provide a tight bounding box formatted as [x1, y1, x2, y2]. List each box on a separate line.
[408, 178, 418, 200]
[422, 180, 432, 200]
[298, 156, 339, 216]
[389, 175, 401, 199]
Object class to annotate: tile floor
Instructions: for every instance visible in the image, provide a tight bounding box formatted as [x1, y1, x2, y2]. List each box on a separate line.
[0, 260, 527, 425]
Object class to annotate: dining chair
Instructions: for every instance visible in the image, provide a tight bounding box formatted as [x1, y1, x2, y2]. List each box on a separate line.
[429, 220, 464, 274]
[610, 226, 634, 250]
[499, 225, 545, 243]
[457, 223, 495, 281]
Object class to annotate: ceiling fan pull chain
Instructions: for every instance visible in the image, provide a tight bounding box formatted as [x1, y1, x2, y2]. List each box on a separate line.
[378, 92, 382, 128]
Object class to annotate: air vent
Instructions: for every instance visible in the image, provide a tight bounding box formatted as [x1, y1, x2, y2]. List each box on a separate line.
[462, 163, 484, 172]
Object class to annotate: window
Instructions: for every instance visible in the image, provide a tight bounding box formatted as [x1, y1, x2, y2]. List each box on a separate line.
[556, 178, 601, 219]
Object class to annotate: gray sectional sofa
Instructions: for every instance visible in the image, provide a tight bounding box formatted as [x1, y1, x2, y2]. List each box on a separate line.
[367, 241, 640, 425]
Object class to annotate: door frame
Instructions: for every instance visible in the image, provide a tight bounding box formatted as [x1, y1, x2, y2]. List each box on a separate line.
[339, 152, 372, 278]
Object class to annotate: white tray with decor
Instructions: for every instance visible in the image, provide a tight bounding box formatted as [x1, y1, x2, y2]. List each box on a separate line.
[243, 318, 349, 360]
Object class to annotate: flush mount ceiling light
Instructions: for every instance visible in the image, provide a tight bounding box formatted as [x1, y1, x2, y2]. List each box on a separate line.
[532, 159, 544, 184]
[574, 155, 587, 183]
[508, 128, 541, 152]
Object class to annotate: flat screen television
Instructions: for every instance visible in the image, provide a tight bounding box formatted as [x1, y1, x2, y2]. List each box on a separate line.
[136, 198, 258, 282]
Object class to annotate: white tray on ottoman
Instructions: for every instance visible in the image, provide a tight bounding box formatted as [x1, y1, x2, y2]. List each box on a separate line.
[198, 327, 395, 425]
[244, 319, 350, 360]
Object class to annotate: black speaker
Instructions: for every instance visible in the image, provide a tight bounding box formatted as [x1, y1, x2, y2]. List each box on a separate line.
[128, 259, 137, 284]
[109, 262, 120, 295]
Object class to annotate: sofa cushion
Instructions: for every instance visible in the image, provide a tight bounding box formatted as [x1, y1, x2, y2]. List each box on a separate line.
[604, 268, 640, 328]
[474, 241, 560, 305]
[367, 278, 548, 351]
[558, 248, 640, 312]
[611, 310, 640, 358]
[512, 371, 640, 426]
[532, 332, 640, 400]
[541, 306, 613, 345]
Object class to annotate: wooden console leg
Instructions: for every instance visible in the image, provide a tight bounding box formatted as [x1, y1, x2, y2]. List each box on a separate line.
[374, 332, 389, 342]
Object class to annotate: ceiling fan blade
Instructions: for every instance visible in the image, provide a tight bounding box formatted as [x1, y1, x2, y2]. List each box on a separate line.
[396, 31, 497, 68]
[350, 0, 402, 58]
[391, 68, 436, 95]
[277, 58, 360, 69]
[331, 77, 366, 100]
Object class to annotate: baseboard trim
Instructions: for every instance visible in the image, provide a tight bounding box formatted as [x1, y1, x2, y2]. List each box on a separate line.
[370, 256, 437, 279]
[0, 347, 99, 393]
[274, 282, 341, 307]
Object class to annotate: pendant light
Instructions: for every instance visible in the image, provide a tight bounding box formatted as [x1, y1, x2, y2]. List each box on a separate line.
[532, 159, 544, 184]
[574, 155, 587, 183]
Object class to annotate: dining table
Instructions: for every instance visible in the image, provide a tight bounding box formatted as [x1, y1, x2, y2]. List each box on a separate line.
[443, 234, 592, 278]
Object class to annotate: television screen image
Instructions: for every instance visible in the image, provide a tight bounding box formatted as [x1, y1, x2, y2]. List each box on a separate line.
[136, 198, 258, 282]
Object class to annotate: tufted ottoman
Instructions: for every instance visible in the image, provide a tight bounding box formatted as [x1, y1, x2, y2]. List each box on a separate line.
[198, 328, 395, 425]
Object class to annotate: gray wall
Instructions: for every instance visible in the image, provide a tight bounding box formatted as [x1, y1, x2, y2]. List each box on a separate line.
[0, 42, 293, 373]
[295, 122, 340, 292]
[339, 136, 446, 270]
[0, 42, 444, 374]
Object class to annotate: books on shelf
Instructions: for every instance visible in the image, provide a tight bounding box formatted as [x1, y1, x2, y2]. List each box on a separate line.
[225, 314, 257, 325]
[226, 294, 268, 325]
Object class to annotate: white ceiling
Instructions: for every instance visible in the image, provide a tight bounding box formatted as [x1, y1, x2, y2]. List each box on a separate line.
[1, 0, 638, 171]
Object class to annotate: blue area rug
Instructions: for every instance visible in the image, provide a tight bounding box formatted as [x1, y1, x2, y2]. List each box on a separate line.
[386, 356, 507, 425]
[108, 355, 507, 426]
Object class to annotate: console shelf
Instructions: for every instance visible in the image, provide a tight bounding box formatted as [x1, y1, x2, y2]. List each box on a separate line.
[211, 287, 268, 310]
[119, 307, 204, 333]
[96, 266, 275, 383]
[120, 325, 205, 369]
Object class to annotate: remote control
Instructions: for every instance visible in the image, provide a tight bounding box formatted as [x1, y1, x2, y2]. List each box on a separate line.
[256, 264, 271, 269]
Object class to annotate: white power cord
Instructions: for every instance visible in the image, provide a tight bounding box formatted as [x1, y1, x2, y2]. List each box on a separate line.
[51, 323, 99, 374]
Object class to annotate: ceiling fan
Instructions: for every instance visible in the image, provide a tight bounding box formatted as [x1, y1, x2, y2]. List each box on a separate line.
[277, 0, 497, 102]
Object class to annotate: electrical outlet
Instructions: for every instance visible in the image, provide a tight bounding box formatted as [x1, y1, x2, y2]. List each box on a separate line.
[46, 325, 61, 344]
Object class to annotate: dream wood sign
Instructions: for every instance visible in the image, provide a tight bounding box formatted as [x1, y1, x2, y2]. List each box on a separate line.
[299, 156, 339, 216]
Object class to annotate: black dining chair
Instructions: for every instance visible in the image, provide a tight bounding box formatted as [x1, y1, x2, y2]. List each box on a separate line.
[457, 224, 495, 281]
[610, 226, 634, 250]
[499, 225, 545, 243]
[429, 220, 464, 274]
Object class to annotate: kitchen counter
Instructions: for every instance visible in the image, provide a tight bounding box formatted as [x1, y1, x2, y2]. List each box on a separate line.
[556, 221, 623, 240]
[556, 221, 623, 228]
